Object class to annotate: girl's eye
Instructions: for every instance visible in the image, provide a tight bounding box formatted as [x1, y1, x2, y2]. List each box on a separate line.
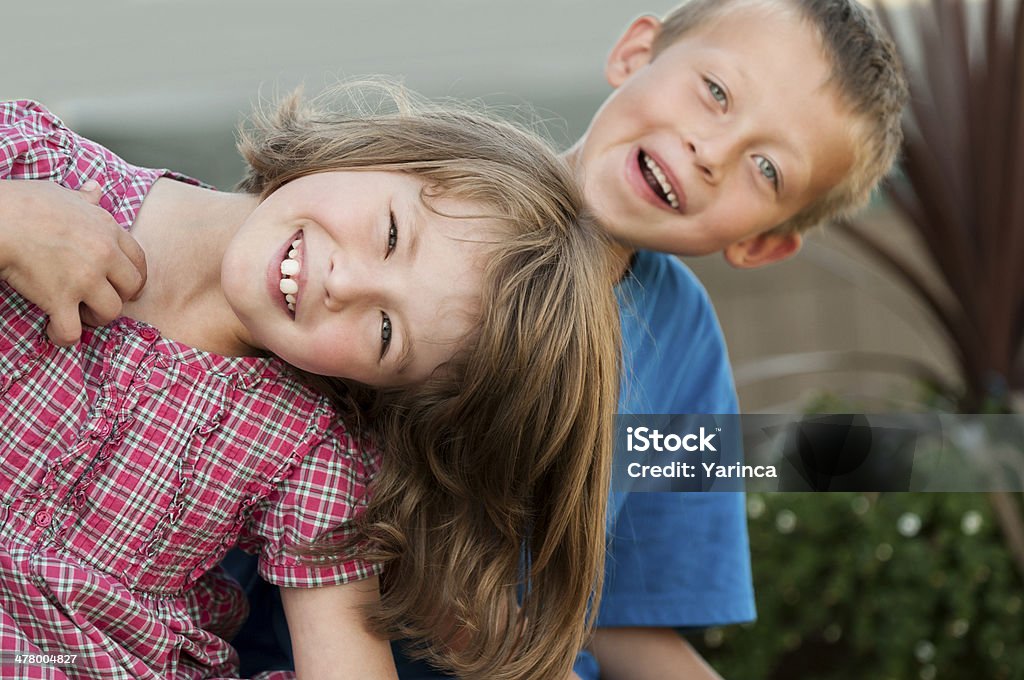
[755, 155, 780, 191]
[380, 312, 393, 359]
[386, 210, 398, 258]
[706, 79, 728, 109]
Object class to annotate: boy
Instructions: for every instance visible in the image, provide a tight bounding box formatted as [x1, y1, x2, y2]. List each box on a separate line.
[559, 2, 903, 677]
[0, 1, 905, 678]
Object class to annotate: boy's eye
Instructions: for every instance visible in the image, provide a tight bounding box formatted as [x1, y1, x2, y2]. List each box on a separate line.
[705, 79, 728, 109]
[386, 210, 398, 258]
[380, 312, 393, 359]
[755, 155, 780, 191]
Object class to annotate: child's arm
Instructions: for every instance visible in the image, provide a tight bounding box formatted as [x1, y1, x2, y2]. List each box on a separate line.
[281, 577, 399, 680]
[588, 627, 724, 680]
[0, 179, 146, 345]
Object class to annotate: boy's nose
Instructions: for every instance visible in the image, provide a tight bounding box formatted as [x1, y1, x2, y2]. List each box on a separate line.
[687, 132, 740, 184]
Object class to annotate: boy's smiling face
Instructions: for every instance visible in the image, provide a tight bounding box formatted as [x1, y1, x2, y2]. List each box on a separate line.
[572, 5, 857, 268]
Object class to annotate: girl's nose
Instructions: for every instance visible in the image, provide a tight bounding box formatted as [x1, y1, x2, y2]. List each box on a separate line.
[324, 250, 378, 312]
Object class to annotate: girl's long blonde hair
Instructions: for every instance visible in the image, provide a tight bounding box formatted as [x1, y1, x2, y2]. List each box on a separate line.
[237, 83, 622, 679]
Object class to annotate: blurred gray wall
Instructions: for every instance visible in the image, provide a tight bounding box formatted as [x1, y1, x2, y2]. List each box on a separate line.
[5, 0, 679, 186]
[4, 0, 956, 411]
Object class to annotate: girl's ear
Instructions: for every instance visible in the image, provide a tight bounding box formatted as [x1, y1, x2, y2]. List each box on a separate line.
[723, 231, 803, 269]
[605, 16, 662, 88]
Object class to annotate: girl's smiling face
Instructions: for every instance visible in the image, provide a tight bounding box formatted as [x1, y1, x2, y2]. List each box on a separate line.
[222, 170, 491, 387]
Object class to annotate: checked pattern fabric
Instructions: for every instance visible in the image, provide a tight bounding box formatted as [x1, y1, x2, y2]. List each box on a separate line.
[0, 101, 381, 678]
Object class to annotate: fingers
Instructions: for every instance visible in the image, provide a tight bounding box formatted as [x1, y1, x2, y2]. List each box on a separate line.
[78, 180, 103, 205]
[45, 283, 124, 347]
[79, 285, 124, 330]
[77, 182, 148, 301]
[46, 309, 84, 347]
[12, 180, 146, 344]
[115, 228, 148, 300]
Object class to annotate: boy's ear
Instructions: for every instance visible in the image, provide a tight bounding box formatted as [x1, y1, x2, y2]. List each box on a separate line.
[723, 231, 803, 269]
[606, 16, 662, 87]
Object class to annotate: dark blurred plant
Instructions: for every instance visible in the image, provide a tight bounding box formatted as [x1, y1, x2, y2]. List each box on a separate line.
[835, 0, 1024, 585]
[837, 0, 1023, 412]
[699, 6, 1024, 676]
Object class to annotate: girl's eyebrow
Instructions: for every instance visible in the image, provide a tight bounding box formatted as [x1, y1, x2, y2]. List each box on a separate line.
[392, 194, 424, 377]
[394, 331, 416, 376]
[407, 194, 425, 261]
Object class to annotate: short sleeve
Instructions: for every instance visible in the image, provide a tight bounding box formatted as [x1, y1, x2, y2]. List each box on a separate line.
[0, 100, 73, 182]
[237, 433, 383, 589]
[0, 99, 202, 229]
[617, 250, 739, 416]
[597, 492, 756, 628]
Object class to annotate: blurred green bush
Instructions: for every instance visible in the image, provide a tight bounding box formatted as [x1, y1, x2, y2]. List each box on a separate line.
[692, 493, 1023, 680]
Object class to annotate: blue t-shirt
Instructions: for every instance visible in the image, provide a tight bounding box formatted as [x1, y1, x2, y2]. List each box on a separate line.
[570, 251, 755, 678]
[602, 249, 754, 624]
[226, 250, 755, 679]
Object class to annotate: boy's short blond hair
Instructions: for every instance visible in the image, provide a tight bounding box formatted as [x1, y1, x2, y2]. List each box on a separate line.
[652, 0, 908, 234]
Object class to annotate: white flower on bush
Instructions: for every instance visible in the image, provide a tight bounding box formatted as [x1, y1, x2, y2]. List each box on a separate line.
[961, 510, 983, 536]
[851, 495, 870, 515]
[915, 640, 936, 663]
[897, 512, 922, 537]
[775, 509, 797, 534]
[747, 495, 765, 519]
[949, 619, 969, 638]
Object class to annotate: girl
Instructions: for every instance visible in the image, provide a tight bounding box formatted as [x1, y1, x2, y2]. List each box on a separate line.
[0, 86, 620, 679]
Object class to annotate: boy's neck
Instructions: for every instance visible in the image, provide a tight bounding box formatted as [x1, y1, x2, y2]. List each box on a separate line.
[610, 241, 638, 281]
[561, 145, 639, 281]
[122, 178, 260, 356]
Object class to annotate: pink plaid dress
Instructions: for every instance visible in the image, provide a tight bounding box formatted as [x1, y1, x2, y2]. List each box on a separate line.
[0, 101, 382, 679]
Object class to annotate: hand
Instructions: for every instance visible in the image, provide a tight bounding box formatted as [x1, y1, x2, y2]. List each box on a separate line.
[0, 179, 147, 346]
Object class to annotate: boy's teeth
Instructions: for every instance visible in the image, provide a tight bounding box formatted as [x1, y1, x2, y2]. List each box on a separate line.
[279, 278, 298, 295]
[642, 153, 680, 210]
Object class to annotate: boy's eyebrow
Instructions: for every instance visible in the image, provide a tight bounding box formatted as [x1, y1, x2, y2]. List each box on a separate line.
[728, 61, 753, 90]
[729, 65, 806, 191]
[773, 132, 811, 196]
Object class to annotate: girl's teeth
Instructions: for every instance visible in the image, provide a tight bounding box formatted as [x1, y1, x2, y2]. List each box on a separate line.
[280, 259, 300, 276]
[280, 234, 303, 313]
